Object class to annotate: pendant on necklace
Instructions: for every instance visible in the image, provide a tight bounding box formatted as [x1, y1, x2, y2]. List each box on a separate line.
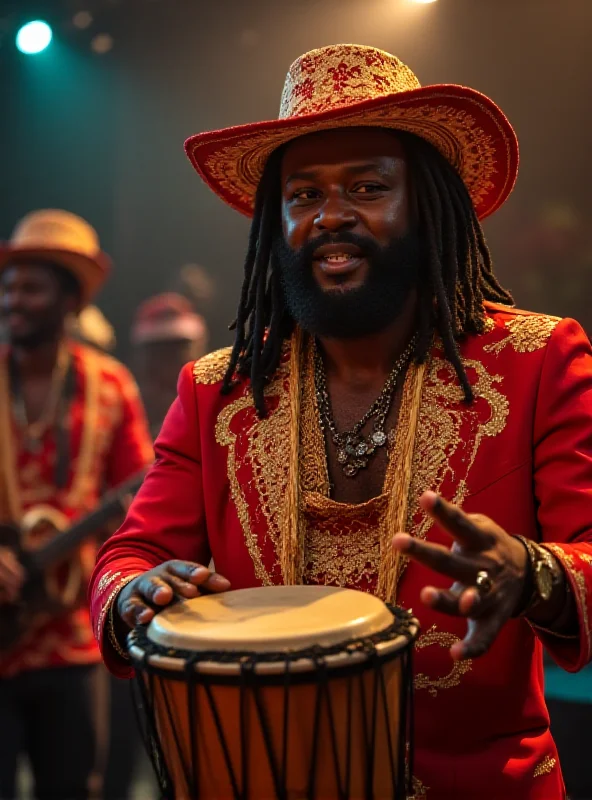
[337, 449, 348, 465]
[335, 429, 389, 478]
[371, 429, 387, 447]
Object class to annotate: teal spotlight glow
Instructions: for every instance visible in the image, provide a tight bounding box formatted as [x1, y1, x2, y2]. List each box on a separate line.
[16, 20, 53, 55]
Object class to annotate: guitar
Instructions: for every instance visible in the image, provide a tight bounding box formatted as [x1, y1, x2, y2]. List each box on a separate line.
[0, 469, 146, 652]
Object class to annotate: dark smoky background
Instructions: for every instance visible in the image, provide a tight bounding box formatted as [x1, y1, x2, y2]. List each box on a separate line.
[1, 0, 591, 357]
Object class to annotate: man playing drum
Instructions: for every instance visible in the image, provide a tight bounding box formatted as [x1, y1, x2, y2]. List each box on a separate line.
[91, 45, 592, 799]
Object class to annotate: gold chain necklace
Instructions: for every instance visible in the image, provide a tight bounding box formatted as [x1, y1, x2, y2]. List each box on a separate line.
[314, 335, 417, 478]
[12, 345, 71, 453]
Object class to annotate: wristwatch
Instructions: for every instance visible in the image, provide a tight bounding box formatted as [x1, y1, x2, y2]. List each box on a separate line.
[514, 536, 563, 615]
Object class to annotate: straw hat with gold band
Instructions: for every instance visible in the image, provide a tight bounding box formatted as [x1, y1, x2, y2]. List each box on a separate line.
[185, 43, 519, 221]
[0, 209, 111, 307]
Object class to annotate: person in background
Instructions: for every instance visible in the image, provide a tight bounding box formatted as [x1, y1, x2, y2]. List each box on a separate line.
[69, 295, 156, 799]
[0, 209, 153, 800]
[131, 292, 208, 437]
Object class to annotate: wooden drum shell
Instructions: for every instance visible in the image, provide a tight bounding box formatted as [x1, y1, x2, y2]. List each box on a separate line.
[129, 587, 417, 800]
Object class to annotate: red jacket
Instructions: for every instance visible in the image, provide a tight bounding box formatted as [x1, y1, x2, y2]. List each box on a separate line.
[91, 304, 592, 799]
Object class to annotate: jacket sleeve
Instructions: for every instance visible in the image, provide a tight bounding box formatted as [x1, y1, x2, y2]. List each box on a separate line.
[89, 362, 210, 676]
[532, 317, 592, 671]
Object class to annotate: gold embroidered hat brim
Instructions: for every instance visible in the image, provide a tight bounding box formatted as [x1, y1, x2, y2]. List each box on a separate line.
[185, 82, 518, 222]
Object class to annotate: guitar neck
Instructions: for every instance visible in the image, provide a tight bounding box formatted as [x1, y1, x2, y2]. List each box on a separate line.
[29, 471, 146, 573]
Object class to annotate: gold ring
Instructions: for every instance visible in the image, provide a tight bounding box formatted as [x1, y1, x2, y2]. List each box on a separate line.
[475, 570, 493, 596]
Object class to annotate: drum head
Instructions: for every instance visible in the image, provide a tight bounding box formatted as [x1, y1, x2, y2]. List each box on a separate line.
[147, 585, 394, 653]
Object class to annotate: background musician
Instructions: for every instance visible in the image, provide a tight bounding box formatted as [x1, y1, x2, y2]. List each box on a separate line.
[0, 209, 153, 800]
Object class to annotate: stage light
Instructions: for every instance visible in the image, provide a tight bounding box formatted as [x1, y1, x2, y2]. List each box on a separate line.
[411, 0, 438, 3]
[16, 20, 53, 54]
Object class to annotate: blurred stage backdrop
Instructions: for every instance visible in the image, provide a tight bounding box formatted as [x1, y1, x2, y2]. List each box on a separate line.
[1, 0, 591, 361]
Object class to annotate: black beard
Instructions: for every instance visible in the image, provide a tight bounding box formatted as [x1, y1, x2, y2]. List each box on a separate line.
[4, 312, 65, 349]
[273, 230, 420, 339]
[9, 328, 53, 349]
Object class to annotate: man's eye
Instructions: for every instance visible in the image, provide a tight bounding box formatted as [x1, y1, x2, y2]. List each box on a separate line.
[292, 189, 320, 201]
[354, 183, 386, 194]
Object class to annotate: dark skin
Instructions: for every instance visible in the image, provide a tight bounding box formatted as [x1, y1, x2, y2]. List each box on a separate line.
[0, 262, 81, 601]
[116, 129, 573, 659]
[281, 129, 417, 504]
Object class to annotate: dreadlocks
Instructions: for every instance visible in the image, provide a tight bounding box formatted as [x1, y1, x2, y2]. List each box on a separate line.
[222, 130, 513, 417]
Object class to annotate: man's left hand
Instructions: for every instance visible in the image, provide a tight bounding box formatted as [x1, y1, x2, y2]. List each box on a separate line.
[392, 490, 528, 661]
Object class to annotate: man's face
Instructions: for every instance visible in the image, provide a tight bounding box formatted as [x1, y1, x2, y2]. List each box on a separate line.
[275, 127, 419, 339]
[0, 262, 75, 347]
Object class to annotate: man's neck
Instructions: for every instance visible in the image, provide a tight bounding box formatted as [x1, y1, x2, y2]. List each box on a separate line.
[10, 337, 65, 378]
[316, 293, 418, 387]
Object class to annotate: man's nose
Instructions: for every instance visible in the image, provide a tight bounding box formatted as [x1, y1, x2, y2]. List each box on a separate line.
[313, 193, 357, 232]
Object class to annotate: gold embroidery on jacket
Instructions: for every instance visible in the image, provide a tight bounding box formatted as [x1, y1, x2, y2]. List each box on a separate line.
[215, 363, 291, 584]
[407, 356, 509, 543]
[414, 624, 473, 696]
[533, 755, 556, 777]
[193, 347, 232, 385]
[484, 314, 561, 355]
[408, 774, 430, 799]
[482, 316, 496, 333]
[216, 339, 509, 595]
[303, 503, 383, 588]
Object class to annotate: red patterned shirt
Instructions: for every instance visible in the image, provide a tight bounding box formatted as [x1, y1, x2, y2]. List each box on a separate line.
[0, 341, 153, 677]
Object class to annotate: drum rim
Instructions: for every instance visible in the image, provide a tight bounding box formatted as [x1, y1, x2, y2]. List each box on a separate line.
[128, 605, 419, 680]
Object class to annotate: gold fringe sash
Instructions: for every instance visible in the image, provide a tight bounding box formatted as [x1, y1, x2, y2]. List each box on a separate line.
[280, 329, 428, 599]
[280, 327, 305, 585]
[378, 360, 427, 602]
[0, 358, 22, 522]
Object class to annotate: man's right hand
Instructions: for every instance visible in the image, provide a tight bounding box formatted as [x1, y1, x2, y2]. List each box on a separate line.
[116, 560, 231, 629]
[0, 547, 24, 604]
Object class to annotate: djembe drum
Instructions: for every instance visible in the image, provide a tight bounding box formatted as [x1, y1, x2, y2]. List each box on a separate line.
[128, 585, 418, 800]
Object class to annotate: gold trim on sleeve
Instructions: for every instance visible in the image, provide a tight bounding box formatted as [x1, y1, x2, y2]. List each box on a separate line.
[533, 755, 556, 778]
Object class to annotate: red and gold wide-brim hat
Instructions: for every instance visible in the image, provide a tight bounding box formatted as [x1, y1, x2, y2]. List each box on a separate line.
[0, 209, 111, 306]
[185, 44, 519, 221]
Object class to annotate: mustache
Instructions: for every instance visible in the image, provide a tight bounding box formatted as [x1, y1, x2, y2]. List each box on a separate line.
[275, 231, 383, 265]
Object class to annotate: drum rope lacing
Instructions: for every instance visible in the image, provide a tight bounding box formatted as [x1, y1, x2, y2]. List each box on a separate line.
[129, 605, 415, 668]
